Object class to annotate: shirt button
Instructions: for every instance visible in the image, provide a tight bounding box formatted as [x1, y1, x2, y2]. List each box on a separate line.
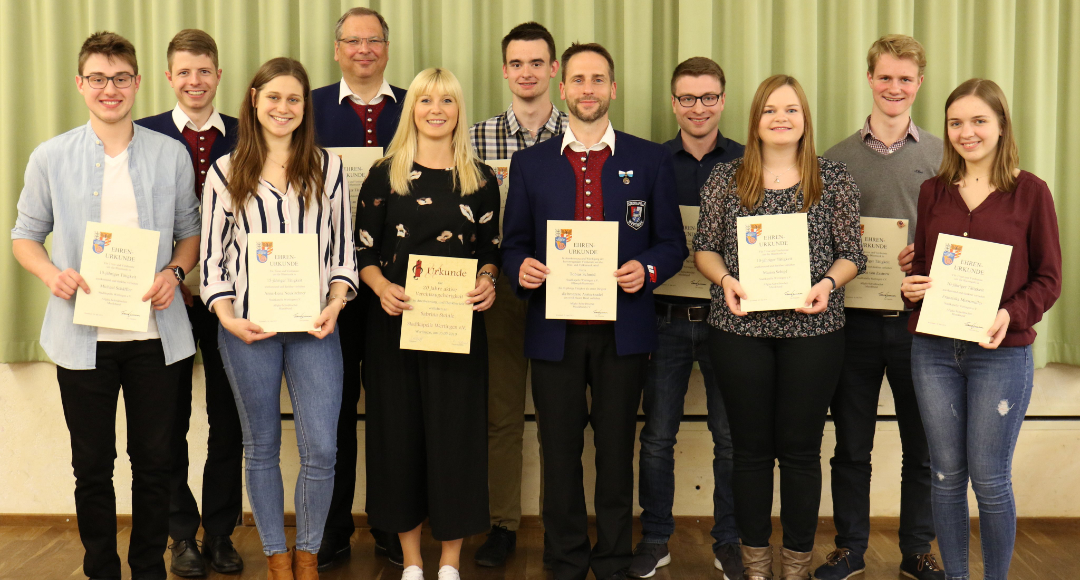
[199, 147, 205, 152]
[581, 166, 586, 171]
[367, 140, 373, 144]
[963, 232, 968, 237]
[585, 179, 591, 184]
[199, 136, 205, 141]
[95, 140, 101, 145]
[586, 203, 592, 209]
[367, 118, 373, 122]
[93, 191, 99, 196]
[201, 158, 207, 163]
[367, 129, 373, 133]
[585, 216, 592, 221]
[95, 163, 100, 168]
[200, 170, 206, 175]
[585, 191, 591, 196]
[580, 156, 586, 162]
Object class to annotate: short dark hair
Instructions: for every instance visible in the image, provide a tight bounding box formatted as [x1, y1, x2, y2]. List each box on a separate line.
[501, 21, 557, 64]
[79, 31, 138, 76]
[167, 29, 219, 71]
[671, 57, 726, 95]
[335, 7, 390, 42]
[560, 42, 615, 83]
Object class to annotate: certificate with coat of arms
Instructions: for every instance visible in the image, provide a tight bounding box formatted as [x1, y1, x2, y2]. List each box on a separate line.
[916, 234, 1012, 343]
[400, 254, 477, 354]
[325, 147, 384, 228]
[545, 220, 619, 321]
[845, 217, 909, 310]
[485, 159, 511, 237]
[73, 222, 161, 331]
[655, 206, 711, 299]
[735, 213, 812, 312]
[247, 233, 321, 332]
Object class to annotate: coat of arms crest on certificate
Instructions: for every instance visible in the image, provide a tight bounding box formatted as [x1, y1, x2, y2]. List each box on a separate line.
[745, 224, 762, 244]
[942, 244, 962, 265]
[554, 228, 572, 250]
[256, 241, 273, 263]
[92, 232, 112, 254]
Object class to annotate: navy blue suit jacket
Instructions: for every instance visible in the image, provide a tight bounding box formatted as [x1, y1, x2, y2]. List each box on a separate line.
[135, 110, 238, 190]
[501, 131, 688, 361]
[311, 82, 407, 148]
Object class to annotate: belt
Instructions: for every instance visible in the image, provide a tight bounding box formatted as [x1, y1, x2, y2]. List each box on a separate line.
[656, 302, 710, 322]
[849, 308, 907, 318]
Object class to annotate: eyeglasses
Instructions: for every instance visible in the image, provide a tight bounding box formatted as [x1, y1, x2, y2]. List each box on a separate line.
[674, 93, 721, 107]
[337, 36, 387, 49]
[81, 73, 136, 89]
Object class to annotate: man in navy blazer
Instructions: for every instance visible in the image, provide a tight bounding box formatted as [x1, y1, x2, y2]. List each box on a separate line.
[135, 29, 243, 577]
[501, 42, 687, 580]
[310, 6, 405, 571]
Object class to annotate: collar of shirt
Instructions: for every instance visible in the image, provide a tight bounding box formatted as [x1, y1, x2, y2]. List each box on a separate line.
[667, 129, 733, 156]
[171, 103, 227, 135]
[504, 102, 565, 138]
[338, 77, 397, 106]
[561, 121, 616, 155]
[860, 115, 920, 145]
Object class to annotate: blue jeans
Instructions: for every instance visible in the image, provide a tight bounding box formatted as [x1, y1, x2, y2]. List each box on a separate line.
[911, 335, 1032, 580]
[218, 326, 343, 556]
[639, 312, 738, 549]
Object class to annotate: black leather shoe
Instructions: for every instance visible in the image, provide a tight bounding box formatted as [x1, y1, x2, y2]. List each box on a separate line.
[169, 538, 208, 577]
[372, 527, 404, 568]
[202, 534, 244, 574]
[474, 525, 517, 567]
[317, 535, 352, 571]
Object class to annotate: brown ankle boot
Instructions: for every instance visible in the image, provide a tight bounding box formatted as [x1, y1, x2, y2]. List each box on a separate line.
[293, 549, 319, 580]
[267, 551, 294, 580]
[779, 547, 813, 580]
[741, 544, 773, 580]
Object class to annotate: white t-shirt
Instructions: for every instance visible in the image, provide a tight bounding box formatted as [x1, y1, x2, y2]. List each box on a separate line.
[97, 147, 162, 342]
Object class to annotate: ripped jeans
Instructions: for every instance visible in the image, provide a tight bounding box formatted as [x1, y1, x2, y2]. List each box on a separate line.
[910, 335, 1032, 580]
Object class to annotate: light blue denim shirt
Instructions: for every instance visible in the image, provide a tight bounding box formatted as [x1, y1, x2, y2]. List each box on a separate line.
[11, 122, 200, 369]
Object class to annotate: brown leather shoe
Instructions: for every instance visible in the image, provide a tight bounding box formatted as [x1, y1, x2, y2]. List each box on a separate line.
[779, 547, 812, 580]
[741, 544, 774, 580]
[293, 549, 319, 580]
[267, 551, 294, 580]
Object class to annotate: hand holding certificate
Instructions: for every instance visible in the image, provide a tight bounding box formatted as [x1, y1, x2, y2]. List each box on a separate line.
[735, 213, 811, 312]
[247, 233, 321, 332]
[915, 234, 1012, 344]
[845, 217, 909, 310]
[73, 222, 161, 331]
[545, 220, 619, 320]
[400, 255, 477, 354]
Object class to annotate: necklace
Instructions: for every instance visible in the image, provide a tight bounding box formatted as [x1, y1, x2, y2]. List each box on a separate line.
[266, 155, 287, 170]
[763, 162, 797, 183]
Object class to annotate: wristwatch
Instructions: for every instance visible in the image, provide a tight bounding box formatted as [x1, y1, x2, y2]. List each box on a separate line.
[164, 265, 185, 284]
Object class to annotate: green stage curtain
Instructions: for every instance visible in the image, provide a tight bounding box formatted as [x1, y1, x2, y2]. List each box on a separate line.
[1, 0, 1076, 366]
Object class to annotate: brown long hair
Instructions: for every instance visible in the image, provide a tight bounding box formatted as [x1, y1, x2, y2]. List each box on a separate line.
[229, 57, 323, 216]
[938, 78, 1019, 193]
[734, 75, 822, 212]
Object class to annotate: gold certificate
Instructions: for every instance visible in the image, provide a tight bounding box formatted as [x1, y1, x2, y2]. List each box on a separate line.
[247, 233, 321, 332]
[485, 159, 511, 237]
[325, 146, 384, 229]
[400, 255, 477, 354]
[655, 205, 710, 299]
[845, 217, 909, 310]
[545, 220, 619, 321]
[916, 234, 1013, 344]
[735, 213, 811, 312]
[73, 222, 160, 331]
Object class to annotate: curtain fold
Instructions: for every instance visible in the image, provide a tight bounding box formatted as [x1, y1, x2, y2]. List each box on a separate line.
[1, 0, 1076, 365]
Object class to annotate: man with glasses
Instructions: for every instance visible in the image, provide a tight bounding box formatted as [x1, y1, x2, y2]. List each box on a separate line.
[12, 31, 200, 580]
[312, 5, 406, 572]
[629, 57, 745, 580]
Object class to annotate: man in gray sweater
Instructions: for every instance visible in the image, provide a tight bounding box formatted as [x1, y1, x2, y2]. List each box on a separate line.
[816, 35, 946, 580]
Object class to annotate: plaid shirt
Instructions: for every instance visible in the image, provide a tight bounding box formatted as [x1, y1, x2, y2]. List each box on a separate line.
[470, 102, 568, 161]
[861, 115, 921, 155]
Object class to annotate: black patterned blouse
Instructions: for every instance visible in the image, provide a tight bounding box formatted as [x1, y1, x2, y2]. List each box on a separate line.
[355, 160, 501, 287]
[693, 157, 866, 337]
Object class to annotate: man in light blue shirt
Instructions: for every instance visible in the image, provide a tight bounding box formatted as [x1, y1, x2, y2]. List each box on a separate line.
[11, 31, 199, 580]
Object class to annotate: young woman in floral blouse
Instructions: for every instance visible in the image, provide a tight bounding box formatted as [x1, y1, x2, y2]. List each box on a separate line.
[355, 68, 500, 580]
[693, 75, 866, 580]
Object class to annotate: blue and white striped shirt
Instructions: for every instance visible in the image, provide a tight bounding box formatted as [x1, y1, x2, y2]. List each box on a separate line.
[199, 150, 359, 319]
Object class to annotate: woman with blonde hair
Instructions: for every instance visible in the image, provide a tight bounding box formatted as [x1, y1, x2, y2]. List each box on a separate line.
[356, 67, 501, 580]
[201, 57, 358, 579]
[693, 75, 865, 579]
[901, 79, 1061, 580]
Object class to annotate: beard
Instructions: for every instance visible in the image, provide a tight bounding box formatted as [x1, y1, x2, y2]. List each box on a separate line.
[568, 96, 610, 123]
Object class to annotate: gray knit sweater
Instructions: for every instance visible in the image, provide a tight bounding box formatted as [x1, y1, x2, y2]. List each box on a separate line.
[823, 127, 943, 244]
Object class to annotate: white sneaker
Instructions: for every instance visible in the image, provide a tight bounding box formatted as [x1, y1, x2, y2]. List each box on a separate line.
[402, 565, 425, 580]
[437, 565, 461, 580]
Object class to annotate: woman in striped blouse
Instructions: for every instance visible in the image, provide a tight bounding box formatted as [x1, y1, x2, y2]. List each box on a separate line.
[199, 57, 359, 580]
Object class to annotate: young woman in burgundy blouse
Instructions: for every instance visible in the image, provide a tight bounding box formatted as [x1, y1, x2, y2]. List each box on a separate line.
[355, 68, 500, 580]
[901, 79, 1061, 580]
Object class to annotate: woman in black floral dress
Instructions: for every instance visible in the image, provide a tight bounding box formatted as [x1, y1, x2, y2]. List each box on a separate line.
[693, 75, 866, 580]
[355, 68, 500, 580]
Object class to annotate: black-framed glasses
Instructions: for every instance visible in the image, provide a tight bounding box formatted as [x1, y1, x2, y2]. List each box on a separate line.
[336, 36, 387, 49]
[674, 93, 721, 107]
[81, 73, 136, 89]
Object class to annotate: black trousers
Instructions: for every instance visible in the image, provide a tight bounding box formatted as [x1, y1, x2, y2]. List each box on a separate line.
[56, 340, 181, 580]
[531, 325, 648, 580]
[321, 287, 369, 545]
[364, 305, 490, 541]
[829, 310, 934, 556]
[708, 328, 844, 552]
[170, 297, 243, 540]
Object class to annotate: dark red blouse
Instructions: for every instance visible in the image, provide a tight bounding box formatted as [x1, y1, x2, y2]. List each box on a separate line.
[906, 171, 1061, 346]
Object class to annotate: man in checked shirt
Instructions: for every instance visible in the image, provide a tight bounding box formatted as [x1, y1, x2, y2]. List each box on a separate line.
[468, 20, 568, 570]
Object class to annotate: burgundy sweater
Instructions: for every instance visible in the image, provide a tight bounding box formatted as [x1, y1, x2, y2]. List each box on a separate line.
[906, 171, 1061, 347]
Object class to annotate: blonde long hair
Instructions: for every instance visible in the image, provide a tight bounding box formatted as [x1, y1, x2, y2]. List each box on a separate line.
[938, 78, 1019, 193]
[380, 68, 483, 195]
[734, 75, 822, 212]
